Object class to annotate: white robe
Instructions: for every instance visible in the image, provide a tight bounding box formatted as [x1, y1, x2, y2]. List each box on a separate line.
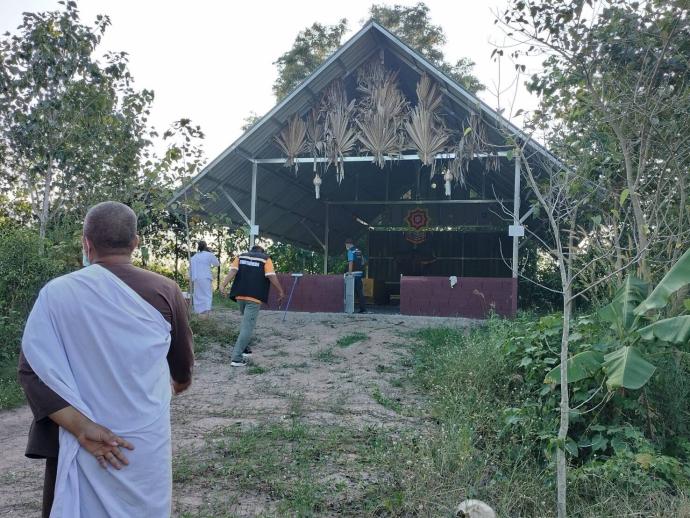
[190, 251, 219, 313]
[22, 265, 173, 518]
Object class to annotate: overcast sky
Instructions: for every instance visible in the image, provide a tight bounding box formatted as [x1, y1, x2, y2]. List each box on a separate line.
[0, 0, 541, 161]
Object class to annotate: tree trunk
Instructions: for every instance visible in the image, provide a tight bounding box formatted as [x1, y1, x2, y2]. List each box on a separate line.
[38, 159, 54, 256]
[174, 234, 179, 279]
[557, 288, 572, 518]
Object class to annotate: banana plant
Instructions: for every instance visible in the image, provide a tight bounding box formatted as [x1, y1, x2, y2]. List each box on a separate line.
[545, 247, 690, 391]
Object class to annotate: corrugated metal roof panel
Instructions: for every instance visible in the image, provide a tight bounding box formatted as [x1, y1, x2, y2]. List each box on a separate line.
[169, 21, 558, 250]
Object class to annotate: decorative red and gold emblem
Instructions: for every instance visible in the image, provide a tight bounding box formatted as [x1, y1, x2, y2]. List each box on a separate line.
[404, 208, 430, 244]
[405, 208, 429, 230]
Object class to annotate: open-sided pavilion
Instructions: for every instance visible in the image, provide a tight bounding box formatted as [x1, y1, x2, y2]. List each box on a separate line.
[171, 21, 559, 318]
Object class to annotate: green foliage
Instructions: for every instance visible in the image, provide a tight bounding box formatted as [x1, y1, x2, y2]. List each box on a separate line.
[370, 3, 485, 93]
[418, 316, 690, 514]
[266, 241, 322, 274]
[272, 19, 348, 100]
[0, 223, 70, 408]
[335, 331, 367, 347]
[271, 3, 484, 103]
[0, 224, 69, 359]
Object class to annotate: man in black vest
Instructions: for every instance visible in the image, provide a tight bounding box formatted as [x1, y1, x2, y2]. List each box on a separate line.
[345, 238, 368, 313]
[220, 245, 285, 367]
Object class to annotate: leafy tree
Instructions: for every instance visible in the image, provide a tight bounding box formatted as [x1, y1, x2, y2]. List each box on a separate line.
[241, 111, 262, 132]
[369, 3, 485, 92]
[0, 1, 155, 252]
[271, 3, 484, 101]
[272, 19, 348, 100]
[499, 1, 690, 515]
[502, 0, 690, 282]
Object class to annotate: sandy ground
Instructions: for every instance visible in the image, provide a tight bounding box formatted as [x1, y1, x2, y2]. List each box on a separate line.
[0, 309, 473, 517]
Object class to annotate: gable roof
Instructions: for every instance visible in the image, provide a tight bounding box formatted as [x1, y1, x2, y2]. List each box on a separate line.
[170, 21, 558, 250]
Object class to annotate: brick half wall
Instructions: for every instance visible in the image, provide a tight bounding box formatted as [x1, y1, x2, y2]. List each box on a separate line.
[263, 274, 344, 313]
[400, 276, 517, 318]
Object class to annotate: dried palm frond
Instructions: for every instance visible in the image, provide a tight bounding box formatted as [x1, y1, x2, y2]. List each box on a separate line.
[322, 81, 357, 183]
[405, 74, 448, 175]
[305, 108, 325, 172]
[415, 73, 443, 114]
[356, 62, 408, 168]
[274, 114, 307, 171]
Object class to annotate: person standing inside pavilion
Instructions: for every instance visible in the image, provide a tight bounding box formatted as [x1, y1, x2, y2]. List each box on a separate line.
[345, 238, 368, 313]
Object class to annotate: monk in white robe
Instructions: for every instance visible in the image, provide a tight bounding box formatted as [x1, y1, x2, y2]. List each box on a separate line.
[20, 201, 194, 517]
[189, 240, 219, 314]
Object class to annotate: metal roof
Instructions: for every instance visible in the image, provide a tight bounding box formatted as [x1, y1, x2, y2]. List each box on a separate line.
[170, 21, 558, 251]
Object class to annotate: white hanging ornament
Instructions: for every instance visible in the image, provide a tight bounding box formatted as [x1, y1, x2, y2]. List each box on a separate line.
[443, 169, 453, 197]
[313, 174, 322, 199]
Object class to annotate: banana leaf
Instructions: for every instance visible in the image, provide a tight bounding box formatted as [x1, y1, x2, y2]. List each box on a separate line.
[638, 315, 690, 345]
[602, 346, 656, 390]
[598, 275, 648, 334]
[544, 350, 605, 385]
[635, 247, 690, 314]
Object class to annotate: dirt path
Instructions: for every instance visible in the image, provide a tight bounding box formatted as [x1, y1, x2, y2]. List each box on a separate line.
[0, 310, 473, 517]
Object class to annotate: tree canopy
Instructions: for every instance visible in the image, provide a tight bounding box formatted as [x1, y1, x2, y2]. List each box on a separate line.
[271, 2, 484, 101]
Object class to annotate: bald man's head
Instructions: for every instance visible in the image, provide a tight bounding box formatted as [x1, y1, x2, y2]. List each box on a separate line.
[83, 201, 138, 254]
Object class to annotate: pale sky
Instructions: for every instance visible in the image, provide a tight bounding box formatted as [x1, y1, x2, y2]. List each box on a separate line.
[0, 0, 542, 161]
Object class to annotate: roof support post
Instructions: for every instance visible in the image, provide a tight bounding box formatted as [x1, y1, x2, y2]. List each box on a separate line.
[250, 161, 258, 248]
[323, 204, 329, 274]
[512, 154, 521, 279]
[219, 186, 250, 225]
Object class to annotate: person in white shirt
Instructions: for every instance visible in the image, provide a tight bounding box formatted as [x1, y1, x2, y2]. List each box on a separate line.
[189, 241, 220, 315]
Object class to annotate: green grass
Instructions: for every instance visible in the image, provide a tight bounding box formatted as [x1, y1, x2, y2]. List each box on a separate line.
[212, 291, 238, 310]
[247, 365, 267, 375]
[312, 347, 339, 363]
[336, 331, 368, 348]
[371, 386, 403, 413]
[189, 316, 237, 355]
[0, 357, 24, 410]
[172, 318, 690, 517]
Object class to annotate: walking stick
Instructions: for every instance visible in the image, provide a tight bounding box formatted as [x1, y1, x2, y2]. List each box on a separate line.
[282, 273, 303, 321]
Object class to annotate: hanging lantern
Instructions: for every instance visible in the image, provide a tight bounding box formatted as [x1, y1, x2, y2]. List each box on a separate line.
[313, 174, 322, 199]
[443, 169, 453, 197]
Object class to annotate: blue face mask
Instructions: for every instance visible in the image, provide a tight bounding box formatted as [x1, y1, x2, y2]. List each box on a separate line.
[82, 249, 91, 267]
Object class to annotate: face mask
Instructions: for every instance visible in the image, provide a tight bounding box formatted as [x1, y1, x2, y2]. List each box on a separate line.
[82, 249, 91, 267]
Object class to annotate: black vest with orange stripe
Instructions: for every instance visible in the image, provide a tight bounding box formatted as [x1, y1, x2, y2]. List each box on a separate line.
[228, 251, 271, 303]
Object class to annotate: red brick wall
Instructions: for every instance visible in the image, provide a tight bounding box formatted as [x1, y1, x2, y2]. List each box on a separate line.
[400, 276, 517, 318]
[263, 274, 344, 313]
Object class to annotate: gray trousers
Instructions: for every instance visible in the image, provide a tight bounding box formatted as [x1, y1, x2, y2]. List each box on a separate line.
[231, 300, 260, 362]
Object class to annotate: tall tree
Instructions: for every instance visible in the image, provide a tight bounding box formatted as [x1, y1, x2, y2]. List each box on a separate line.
[370, 3, 485, 92]
[272, 19, 348, 100]
[0, 1, 154, 251]
[502, 0, 690, 282]
[272, 3, 484, 102]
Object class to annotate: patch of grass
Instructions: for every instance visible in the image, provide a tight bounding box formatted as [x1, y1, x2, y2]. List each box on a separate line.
[375, 363, 395, 373]
[190, 316, 236, 355]
[212, 292, 238, 310]
[280, 361, 310, 370]
[336, 331, 368, 348]
[312, 347, 339, 363]
[247, 365, 267, 375]
[371, 386, 403, 413]
[0, 357, 24, 410]
[287, 393, 305, 418]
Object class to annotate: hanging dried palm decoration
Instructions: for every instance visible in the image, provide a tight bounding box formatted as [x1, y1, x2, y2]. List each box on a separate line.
[274, 114, 307, 172]
[405, 74, 448, 176]
[305, 108, 326, 172]
[355, 62, 408, 168]
[322, 81, 358, 183]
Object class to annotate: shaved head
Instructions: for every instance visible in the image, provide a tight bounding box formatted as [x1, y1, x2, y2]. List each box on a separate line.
[84, 201, 138, 253]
